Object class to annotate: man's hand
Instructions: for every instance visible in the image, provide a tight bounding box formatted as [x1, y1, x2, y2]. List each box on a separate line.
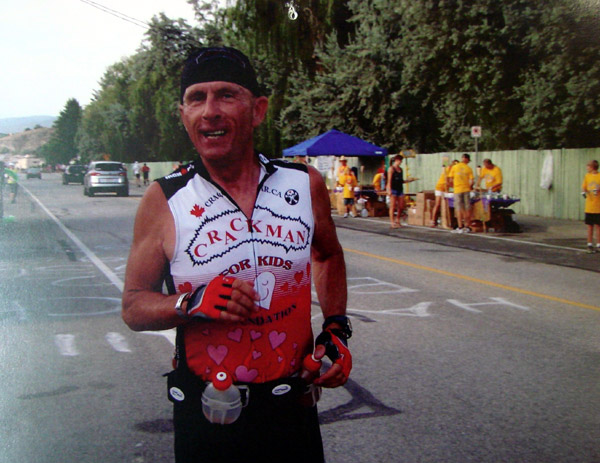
[312, 329, 352, 387]
[186, 276, 259, 322]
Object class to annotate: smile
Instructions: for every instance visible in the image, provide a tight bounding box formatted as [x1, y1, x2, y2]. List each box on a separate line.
[203, 130, 227, 138]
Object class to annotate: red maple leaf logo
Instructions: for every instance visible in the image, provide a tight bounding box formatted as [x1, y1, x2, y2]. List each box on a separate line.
[190, 204, 205, 218]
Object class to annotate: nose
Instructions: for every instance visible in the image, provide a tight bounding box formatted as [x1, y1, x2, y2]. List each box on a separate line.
[201, 94, 221, 120]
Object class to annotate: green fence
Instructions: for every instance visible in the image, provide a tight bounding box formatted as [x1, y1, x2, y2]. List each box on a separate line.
[128, 148, 600, 221]
[404, 148, 600, 221]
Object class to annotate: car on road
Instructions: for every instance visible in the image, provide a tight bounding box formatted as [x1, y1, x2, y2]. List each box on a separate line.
[62, 165, 86, 184]
[83, 161, 129, 197]
[26, 167, 42, 179]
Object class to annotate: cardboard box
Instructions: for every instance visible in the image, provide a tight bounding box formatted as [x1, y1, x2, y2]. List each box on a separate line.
[416, 191, 435, 206]
[441, 198, 452, 229]
[407, 206, 421, 225]
[336, 192, 345, 215]
[408, 197, 433, 226]
[367, 200, 388, 217]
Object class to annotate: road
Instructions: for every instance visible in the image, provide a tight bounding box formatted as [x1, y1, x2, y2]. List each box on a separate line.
[1, 173, 599, 463]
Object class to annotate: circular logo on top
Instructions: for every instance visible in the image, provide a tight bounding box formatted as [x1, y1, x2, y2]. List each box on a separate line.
[285, 189, 299, 205]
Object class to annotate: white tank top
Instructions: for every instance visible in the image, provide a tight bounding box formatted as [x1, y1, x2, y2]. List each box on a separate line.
[158, 154, 315, 383]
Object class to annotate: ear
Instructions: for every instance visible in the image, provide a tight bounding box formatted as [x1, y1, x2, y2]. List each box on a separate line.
[179, 104, 189, 133]
[252, 96, 269, 128]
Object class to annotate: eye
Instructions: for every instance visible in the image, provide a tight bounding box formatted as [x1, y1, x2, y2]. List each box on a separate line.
[185, 92, 205, 105]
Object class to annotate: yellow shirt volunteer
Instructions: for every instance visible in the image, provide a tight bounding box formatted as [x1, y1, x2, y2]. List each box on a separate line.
[582, 172, 600, 214]
[339, 173, 358, 199]
[449, 163, 474, 194]
[435, 166, 451, 192]
[480, 165, 503, 191]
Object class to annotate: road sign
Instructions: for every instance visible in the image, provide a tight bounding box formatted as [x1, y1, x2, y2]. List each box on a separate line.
[471, 126, 482, 138]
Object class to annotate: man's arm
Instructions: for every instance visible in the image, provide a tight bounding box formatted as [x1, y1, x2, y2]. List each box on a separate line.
[307, 166, 349, 387]
[447, 166, 454, 189]
[122, 183, 259, 332]
[493, 167, 503, 192]
[476, 169, 483, 189]
[122, 183, 186, 331]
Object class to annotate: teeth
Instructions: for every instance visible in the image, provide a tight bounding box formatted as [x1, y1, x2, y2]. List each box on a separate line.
[204, 130, 226, 137]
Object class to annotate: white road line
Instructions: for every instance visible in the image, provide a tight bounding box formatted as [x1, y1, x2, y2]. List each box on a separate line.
[21, 184, 176, 346]
[106, 332, 132, 352]
[55, 334, 79, 356]
[141, 329, 177, 346]
[21, 184, 124, 292]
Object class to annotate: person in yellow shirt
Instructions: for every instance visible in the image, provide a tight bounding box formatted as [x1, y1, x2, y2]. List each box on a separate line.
[582, 159, 600, 253]
[336, 156, 348, 178]
[5, 166, 18, 204]
[448, 153, 474, 233]
[478, 158, 503, 192]
[339, 167, 358, 218]
[430, 159, 456, 227]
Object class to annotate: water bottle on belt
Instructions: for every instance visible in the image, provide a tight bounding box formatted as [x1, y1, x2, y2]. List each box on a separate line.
[201, 371, 242, 425]
[300, 354, 322, 407]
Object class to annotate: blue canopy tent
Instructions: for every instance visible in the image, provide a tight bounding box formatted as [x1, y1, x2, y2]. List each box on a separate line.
[282, 129, 388, 157]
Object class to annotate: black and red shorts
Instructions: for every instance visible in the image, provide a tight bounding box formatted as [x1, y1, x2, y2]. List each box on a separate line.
[167, 367, 324, 463]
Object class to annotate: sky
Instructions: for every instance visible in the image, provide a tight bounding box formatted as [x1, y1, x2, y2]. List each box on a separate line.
[0, 0, 199, 119]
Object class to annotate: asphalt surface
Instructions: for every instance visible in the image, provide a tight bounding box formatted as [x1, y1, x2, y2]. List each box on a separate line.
[1, 176, 599, 463]
[331, 212, 600, 274]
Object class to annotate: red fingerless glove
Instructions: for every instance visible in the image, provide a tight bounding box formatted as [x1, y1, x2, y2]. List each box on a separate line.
[315, 328, 352, 378]
[186, 276, 234, 320]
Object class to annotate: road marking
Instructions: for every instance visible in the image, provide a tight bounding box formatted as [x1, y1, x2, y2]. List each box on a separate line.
[55, 334, 78, 356]
[344, 248, 600, 312]
[141, 329, 176, 346]
[21, 184, 124, 292]
[347, 276, 418, 294]
[106, 332, 132, 352]
[20, 185, 175, 344]
[349, 301, 433, 317]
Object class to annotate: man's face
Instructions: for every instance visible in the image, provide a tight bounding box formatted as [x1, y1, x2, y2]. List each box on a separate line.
[179, 81, 268, 163]
[462, 156, 470, 164]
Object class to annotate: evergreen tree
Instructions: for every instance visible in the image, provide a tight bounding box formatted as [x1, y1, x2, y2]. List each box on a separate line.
[40, 99, 82, 165]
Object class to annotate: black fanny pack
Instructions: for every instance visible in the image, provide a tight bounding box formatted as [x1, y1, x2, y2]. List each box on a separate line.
[165, 366, 312, 409]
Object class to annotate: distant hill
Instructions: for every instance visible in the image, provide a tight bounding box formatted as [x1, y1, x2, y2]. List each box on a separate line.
[0, 116, 56, 135]
[0, 127, 53, 155]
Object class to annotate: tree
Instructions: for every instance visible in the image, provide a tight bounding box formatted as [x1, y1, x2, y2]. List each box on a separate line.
[77, 14, 209, 162]
[218, 0, 354, 155]
[40, 99, 82, 165]
[280, 0, 600, 152]
[516, 1, 600, 148]
[280, 0, 421, 151]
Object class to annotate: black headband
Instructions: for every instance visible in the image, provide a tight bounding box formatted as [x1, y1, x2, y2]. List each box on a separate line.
[180, 46, 262, 102]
